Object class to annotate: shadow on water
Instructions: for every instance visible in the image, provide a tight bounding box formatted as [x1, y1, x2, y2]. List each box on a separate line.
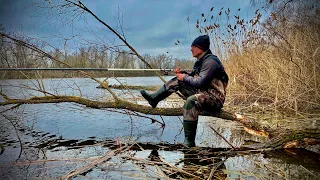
[0, 77, 320, 179]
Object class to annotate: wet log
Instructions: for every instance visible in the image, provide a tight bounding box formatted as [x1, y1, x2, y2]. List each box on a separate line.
[243, 129, 320, 149]
[2, 95, 319, 150]
[0, 94, 269, 139]
[0, 95, 236, 120]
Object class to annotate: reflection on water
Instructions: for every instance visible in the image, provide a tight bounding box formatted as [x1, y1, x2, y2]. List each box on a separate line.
[1, 77, 320, 179]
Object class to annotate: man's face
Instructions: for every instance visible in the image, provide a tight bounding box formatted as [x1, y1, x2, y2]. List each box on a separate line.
[191, 46, 204, 58]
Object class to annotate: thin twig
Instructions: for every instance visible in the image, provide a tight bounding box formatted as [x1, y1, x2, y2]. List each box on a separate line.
[0, 114, 23, 161]
[159, 115, 166, 127]
[0, 104, 21, 114]
[209, 125, 236, 150]
[62, 0, 186, 100]
[208, 159, 225, 180]
[159, 156, 204, 180]
[62, 145, 129, 180]
[0, 89, 10, 100]
[106, 108, 165, 126]
[0, 32, 119, 101]
[300, 165, 320, 179]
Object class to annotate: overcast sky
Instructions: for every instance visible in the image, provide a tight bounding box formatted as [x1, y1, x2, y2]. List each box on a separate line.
[0, 0, 258, 59]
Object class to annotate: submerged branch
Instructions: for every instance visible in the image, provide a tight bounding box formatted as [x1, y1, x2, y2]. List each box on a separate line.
[62, 145, 129, 180]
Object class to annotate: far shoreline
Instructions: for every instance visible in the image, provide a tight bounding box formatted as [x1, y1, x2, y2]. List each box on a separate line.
[0, 70, 175, 79]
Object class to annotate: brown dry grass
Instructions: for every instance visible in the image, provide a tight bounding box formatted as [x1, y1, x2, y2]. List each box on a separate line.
[198, 0, 320, 113]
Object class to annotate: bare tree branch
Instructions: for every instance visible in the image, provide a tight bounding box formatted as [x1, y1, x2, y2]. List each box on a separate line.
[0, 32, 119, 101]
[63, 0, 167, 83]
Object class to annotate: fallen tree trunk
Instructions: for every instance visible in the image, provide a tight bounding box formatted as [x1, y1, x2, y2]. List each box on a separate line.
[2, 95, 319, 150]
[0, 95, 236, 119]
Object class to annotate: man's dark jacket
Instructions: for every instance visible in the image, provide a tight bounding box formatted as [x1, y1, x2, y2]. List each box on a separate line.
[183, 49, 229, 105]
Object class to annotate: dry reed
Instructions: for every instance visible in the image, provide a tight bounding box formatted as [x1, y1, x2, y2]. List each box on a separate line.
[197, 0, 320, 114]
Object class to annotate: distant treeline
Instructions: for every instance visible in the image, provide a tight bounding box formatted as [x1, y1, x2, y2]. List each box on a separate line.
[0, 70, 176, 79]
[0, 37, 194, 78]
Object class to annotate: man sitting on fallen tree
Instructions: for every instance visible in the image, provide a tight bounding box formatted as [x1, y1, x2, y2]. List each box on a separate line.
[140, 35, 229, 147]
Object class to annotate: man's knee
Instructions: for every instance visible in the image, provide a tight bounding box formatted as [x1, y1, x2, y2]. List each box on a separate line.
[183, 95, 197, 110]
[196, 93, 223, 111]
[164, 77, 180, 92]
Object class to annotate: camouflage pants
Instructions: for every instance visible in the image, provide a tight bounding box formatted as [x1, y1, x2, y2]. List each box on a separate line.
[165, 77, 222, 121]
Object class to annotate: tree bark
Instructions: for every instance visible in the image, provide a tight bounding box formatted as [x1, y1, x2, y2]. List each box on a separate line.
[1, 95, 319, 149]
[0, 95, 234, 118]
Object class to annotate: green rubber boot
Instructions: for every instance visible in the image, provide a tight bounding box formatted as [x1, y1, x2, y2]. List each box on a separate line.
[183, 120, 198, 147]
[140, 85, 171, 108]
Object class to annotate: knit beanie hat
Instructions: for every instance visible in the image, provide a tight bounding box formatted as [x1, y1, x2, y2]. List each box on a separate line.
[191, 35, 210, 51]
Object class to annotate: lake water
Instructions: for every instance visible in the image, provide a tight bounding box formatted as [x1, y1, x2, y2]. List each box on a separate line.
[0, 76, 319, 179]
